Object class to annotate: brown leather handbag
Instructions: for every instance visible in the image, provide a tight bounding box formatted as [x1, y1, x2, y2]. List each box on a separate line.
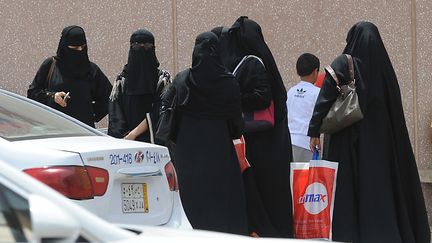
[320, 54, 363, 134]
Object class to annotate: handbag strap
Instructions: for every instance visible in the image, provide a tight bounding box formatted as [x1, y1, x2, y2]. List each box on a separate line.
[232, 55, 264, 76]
[324, 54, 355, 90]
[324, 65, 340, 87]
[46, 56, 56, 89]
[344, 54, 354, 82]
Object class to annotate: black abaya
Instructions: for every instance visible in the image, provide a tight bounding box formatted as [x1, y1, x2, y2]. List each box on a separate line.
[27, 57, 111, 128]
[27, 26, 112, 128]
[213, 17, 294, 238]
[309, 23, 430, 242]
[167, 32, 248, 235]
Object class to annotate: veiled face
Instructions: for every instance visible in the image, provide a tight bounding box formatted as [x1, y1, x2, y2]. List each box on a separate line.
[67, 44, 87, 51]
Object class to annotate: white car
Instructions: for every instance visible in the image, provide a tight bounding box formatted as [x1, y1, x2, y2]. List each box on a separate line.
[0, 88, 190, 229]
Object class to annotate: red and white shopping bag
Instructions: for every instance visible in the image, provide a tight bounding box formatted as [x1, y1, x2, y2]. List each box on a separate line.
[233, 136, 251, 173]
[290, 150, 338, 240]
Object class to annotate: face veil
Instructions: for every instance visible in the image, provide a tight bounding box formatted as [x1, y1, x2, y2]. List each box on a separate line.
[56, 25, 91, 79]
[124, 29, 160, 95]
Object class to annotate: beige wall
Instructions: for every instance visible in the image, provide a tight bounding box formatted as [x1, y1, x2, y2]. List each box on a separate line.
[0, 0, 431, 223]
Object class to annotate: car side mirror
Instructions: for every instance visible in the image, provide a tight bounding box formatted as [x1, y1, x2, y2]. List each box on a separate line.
[29, 194, 80, 242]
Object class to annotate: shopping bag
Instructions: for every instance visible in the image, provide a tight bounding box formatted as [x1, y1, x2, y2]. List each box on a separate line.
[233, 136, 251, 173]
[290, 149, 338, 240]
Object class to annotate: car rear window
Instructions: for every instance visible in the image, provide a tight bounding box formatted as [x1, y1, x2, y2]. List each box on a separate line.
[0, 92, 97, 141]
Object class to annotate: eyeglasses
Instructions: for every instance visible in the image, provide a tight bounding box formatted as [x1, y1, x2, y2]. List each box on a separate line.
[67, 44, 87, 51]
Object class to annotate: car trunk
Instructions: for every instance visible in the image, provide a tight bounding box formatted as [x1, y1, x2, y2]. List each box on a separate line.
[17, 136, 174, 226]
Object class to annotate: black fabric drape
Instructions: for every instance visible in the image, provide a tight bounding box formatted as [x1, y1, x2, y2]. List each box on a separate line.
[108, 29, 168, 142]
[170, 32, 247, 235]
[28, 25, 111, 127]
[217, 16, 287, 122]
[212, 17, 294, 238]
[308, 21, 430, 243]
[183, 31, 242, 120]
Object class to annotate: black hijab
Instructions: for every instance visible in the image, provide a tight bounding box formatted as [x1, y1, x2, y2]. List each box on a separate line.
[343, 21, 400, 116]
[184, 31, 241, 119]
[214, 16, 287, 122]
[124, 29, 160, 95]
[56, 25, 91, 79]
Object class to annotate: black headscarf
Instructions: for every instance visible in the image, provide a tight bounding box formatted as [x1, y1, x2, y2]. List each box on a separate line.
[183, 31, 241, 119]
[214, 16, 287, 122]
[56, 25, 91, 79]
[124, 29, 160, 95]
[343, 21, 392, 113]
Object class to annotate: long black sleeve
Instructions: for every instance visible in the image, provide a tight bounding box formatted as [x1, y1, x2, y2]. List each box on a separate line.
[91, 64, 113, 122]
[307, 75, 340, 137]
[27, 57, 56, 104]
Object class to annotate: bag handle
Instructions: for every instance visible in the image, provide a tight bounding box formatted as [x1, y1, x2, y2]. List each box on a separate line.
[312, 148, 320, 160]
[324, 65, 340, 86]
[232, 55, 264, 76]
[46, 57, 56, 89]
[324, 54, 355, 91]
[344, 54, 354, 82]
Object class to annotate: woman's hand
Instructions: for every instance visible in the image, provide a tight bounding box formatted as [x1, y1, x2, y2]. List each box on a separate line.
[310, 137, 321, 152]
[54, 92, 68, 107]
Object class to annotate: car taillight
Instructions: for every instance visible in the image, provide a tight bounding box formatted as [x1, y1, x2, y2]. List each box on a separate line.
[86, 166, 109, 196]
[23, 165, 109, 200]
[164, 161, 179, 191]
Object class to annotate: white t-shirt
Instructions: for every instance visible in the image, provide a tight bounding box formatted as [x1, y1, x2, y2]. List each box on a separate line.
[287, 81, 320, 150]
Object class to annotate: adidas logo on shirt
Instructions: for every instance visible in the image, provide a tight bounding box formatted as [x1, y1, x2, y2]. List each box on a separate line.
[295, 88, 307, 98]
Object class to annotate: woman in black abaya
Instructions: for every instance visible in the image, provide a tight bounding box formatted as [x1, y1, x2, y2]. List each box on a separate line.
[308, 21, 430, 243]
[164, 31, 248, 235]
[108, 29, 171, 142]
[213, 16, 294, 238]
[28, 25, 112, 128]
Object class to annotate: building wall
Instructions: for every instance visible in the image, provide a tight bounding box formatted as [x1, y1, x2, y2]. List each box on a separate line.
[0, 0, 430, 224]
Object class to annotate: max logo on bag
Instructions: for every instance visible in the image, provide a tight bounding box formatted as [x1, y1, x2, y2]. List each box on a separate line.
[298, 183, 328, 215]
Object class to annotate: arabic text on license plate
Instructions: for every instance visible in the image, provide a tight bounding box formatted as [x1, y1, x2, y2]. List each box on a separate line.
[122, 183, 149, 213]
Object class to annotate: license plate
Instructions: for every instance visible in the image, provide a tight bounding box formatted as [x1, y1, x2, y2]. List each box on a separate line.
[121, 183, 149, 213]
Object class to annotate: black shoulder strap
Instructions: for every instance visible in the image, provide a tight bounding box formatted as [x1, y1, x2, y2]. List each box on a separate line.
[46, 56, 56, 89]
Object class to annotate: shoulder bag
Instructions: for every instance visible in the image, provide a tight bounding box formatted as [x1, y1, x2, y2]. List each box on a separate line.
[233, 55, 275, 133]
[320, 54, 363, 134]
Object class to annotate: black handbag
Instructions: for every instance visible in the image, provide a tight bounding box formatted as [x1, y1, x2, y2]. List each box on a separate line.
[320, 54, 363, 134]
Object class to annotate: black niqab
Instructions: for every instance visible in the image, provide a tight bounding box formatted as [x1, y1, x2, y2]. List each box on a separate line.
[56, 25, 91, 79]
[125, 29, 160, 95]
[185, 31, 241, 119]
[215, 16, 287, 122]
